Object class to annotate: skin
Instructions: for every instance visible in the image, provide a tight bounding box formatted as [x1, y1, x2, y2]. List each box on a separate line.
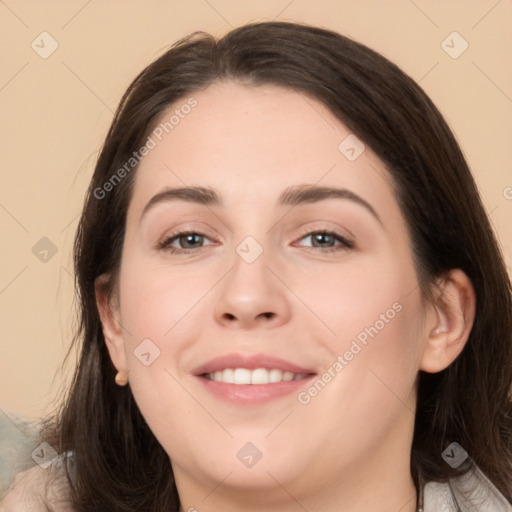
[96, 81, 476, 512]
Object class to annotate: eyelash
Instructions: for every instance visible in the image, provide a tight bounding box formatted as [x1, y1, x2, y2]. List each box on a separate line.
[158, 228, 354, 254]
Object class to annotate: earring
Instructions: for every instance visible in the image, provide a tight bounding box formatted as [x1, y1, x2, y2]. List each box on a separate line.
[115, 370, 128, 386]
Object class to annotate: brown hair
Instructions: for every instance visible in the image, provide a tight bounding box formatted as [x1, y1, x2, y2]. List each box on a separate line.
[47, 21, 512, 511]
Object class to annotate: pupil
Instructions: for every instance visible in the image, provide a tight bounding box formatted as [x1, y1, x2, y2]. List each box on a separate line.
[314, 233, 333, 247]
[182, 234, 202, 248]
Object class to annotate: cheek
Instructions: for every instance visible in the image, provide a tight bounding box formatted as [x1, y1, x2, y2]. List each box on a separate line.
[295, 248, 421, 357]
[117, 253, 223, 345]
[114, 253, 236, 431]
[291, 301, 422, 476]
[296, 251, 423, 416]
[115, 265, 207, 458]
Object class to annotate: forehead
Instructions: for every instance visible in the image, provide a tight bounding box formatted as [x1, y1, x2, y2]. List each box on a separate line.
[128, 81, 397, 220]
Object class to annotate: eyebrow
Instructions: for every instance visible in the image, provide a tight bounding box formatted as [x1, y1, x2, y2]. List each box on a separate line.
[140, 184, 381, 224]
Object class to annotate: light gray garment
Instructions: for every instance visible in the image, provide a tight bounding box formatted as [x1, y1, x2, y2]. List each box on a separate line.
[422, 465, 512, 511]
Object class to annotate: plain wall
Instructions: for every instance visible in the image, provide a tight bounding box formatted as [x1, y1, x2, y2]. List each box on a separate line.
[1, 0, 511, 419]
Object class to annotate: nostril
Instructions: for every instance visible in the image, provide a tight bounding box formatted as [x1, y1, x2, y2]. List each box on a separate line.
[222, 312, 274, 321]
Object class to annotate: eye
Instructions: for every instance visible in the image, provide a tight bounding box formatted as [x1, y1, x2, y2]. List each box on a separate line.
[158, 228, 353, 254]
[295, 230, 354, 252]
[158, 231, 215, 253]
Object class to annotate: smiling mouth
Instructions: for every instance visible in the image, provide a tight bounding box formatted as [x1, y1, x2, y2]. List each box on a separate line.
[203, 368, 312, 384]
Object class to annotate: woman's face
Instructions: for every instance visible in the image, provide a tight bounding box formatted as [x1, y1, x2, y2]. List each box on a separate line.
[107, 82, 431, 507]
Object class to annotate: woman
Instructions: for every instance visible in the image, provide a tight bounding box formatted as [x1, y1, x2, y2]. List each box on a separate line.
[2, 21, 511, 512]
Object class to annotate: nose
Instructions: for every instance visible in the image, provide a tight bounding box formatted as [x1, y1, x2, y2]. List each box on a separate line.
[214, 246, 292, 330]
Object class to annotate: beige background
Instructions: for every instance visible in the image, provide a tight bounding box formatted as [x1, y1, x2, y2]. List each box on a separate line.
[1, 0, 511, 419]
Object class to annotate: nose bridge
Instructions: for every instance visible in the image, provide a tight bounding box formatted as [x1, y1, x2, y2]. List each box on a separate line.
[226, 234, 273, 302]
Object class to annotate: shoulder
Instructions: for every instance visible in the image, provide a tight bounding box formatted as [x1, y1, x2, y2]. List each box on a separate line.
[423, 465, 512, 512]
[0, 455, 74, 512]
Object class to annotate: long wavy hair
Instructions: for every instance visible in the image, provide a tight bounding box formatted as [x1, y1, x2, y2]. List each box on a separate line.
[46, 21, 512, 511]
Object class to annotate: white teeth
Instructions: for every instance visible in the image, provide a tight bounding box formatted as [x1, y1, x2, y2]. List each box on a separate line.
[206, 368, 309, 384]
[233, 368, 251, 384]
[268, 369, 283, 383]
[251, 368, 269, 384]
[222, 368, 234, 384]
[282, 371, 294, 382]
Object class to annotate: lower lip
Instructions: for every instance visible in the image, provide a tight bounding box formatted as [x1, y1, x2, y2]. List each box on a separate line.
[196, 375, 316, 405]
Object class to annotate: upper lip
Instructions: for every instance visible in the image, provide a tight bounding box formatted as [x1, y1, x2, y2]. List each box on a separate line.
[192, 353, 316, 376]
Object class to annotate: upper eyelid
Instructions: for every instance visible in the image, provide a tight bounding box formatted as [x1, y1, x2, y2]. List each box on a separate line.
[159, 223, 219, 242]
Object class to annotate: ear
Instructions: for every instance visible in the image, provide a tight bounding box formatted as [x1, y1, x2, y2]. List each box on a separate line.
[420, 269, 476, 373]
[95, 274, 127, 373]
